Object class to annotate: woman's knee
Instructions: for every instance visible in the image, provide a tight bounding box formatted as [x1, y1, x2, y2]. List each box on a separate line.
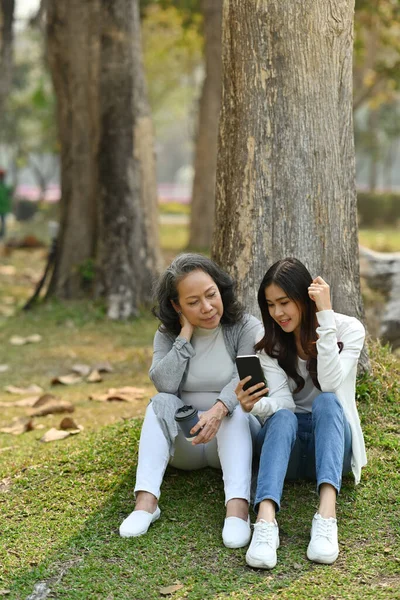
[268, 409, 298, 436]
[312, 393, 343, 418]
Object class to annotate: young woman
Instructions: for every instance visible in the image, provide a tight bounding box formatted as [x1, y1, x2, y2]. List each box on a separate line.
[236, 258, 366, 569]
[119, 253, 261, 548]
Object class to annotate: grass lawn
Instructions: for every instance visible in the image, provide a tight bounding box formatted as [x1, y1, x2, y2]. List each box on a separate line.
[0, 213, 399, 599]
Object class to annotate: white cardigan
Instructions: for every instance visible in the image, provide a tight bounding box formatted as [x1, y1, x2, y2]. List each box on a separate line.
[251, 310, 367, 484]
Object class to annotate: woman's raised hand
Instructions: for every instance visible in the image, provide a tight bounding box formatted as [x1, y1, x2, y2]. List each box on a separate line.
[235, 378, 268, 413]
[178, 310, 194, 341]
[308, 276, 332, 312]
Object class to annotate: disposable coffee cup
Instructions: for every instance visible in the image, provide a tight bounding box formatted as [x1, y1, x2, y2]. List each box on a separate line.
[174, 405, 200, 441]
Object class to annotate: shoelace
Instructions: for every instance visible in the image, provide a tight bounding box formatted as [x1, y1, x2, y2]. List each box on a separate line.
[253, 521, 276, 547]
[314, 518, 334, 542]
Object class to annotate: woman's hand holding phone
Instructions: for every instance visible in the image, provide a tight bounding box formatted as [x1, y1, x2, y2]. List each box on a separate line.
[235, 377, 269, 413]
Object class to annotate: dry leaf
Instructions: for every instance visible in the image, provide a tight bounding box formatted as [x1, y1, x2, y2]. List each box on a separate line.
[26, 334, 42, 343]
[40, 428, 71, 442]
[0, 589, 10, 596]
[51, 374, 83, 386]
[86, 369, 102, 383]
[159, 584, 183, 596]
[0, 395, 40, 408]
[89, 386, 145, 403]
[5, 384, 43, 395]
[0, 365, 9, 373]
[93, 361, 114, 373]
[0, 477, 12, 492]
[0, 417, 34, 435]
[9, 335, 26, 346]
[71, 364, 91, 376]
[30, 397, 75, 417]
[32, 393, 58, 408]
[59, 417, 79, 430]
[0, 265, 16, 275]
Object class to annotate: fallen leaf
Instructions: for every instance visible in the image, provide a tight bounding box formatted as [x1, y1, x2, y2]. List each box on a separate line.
[383, 547, 392, 554]
[59, 417, 79, 430]
[0, 589, 10, 596]
[9, 335, 26, 346]
[26, 334, 42, 343]
[0, 265, 16, 275]
[86, 369, 102, 383]
[51, 374, 83, 385]
[0, 417, 34, 435]
[0, 395, 40, 408]
[40, 427, 80, 443]
[0, 365, 9, 373]
[159, 584, 183, 596]
[71, 364, 91, 376]
[5, 384, 43, 395]
[93, 361, 114, 373]
[30, 396, 75, 417]
[89, 386, 145, 403]
[0, 477, 12, 492]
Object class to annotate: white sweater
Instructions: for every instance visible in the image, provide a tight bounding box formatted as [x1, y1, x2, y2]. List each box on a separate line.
[251, 310, 367, 484]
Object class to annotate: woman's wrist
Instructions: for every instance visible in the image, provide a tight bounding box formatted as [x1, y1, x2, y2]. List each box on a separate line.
[214, 400, 229, 418]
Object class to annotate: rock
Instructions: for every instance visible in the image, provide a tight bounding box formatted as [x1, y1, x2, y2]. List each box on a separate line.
[359, 245, 400, 349]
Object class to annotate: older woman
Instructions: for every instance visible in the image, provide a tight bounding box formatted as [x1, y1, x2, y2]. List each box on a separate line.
[119, 253, 260, 548]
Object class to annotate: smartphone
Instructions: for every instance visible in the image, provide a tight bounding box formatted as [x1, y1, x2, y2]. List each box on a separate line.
[235, 355, 267, 395]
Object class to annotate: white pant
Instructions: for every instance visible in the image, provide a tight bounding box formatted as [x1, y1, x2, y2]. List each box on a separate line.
[134, 403, 254, 504]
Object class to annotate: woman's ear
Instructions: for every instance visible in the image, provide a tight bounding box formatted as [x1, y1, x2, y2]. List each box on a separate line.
[171, 299, 180, 313]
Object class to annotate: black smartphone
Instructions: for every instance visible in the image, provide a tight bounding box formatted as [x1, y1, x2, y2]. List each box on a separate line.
[235, 355, 267, 395]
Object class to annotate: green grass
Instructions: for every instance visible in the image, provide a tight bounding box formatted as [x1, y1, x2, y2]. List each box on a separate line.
[358, 227, 400, 253]
[0, 329, 399, 599]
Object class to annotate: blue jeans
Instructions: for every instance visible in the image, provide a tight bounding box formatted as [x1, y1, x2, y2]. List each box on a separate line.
[254, 393, 352, 512]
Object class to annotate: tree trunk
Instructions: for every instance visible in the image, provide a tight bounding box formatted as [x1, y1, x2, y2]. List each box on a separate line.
[0, 0, 14, 115]
[97, 0, 160, 318]
[187, 0, 222, 251]
[212, 0, 367, 369]
[46, 0, 100, 298]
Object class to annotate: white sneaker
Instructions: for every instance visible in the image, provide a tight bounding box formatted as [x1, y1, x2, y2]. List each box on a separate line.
[119, 506, 161, 538]
[306, 513, 339, 564]
[222, 516, 251, 548]
[245, 519, 280, 569]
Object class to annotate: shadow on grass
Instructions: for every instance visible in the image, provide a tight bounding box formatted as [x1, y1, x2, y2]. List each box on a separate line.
[3, 417, 398, 600]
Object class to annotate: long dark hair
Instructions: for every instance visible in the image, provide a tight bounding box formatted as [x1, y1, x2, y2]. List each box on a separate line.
[152, 253, 245, 336]
[255, 258, 330, 392]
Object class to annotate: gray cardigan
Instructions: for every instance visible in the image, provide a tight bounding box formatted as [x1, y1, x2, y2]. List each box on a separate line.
[149, 314, 261, 454]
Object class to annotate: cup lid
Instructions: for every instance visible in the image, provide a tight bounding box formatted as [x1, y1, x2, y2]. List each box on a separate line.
[174, 405, 198, 420]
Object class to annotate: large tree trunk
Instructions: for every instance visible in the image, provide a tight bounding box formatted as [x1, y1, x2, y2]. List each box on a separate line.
[187, 0, 222, 251]
[46, 0, 100, 298]
[212, 1, 367, 368]
[0, 0, 14, 114]
[97, 0, 160, 318]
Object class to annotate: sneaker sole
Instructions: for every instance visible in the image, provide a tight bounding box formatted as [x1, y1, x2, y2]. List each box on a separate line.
[306, 547, 339, 564]
[245, 552, 277, 570]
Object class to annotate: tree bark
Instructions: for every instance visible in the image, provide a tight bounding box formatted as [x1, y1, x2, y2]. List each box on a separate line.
[97, 0, 160, 318]
[0, 0, 14, 115]
[46, 0, 100, 298]
[188, 0, 222, 251]
[212, 0, 367, 368]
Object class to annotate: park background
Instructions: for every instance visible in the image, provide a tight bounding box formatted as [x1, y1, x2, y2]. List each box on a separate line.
[0, 1, 399, 599]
